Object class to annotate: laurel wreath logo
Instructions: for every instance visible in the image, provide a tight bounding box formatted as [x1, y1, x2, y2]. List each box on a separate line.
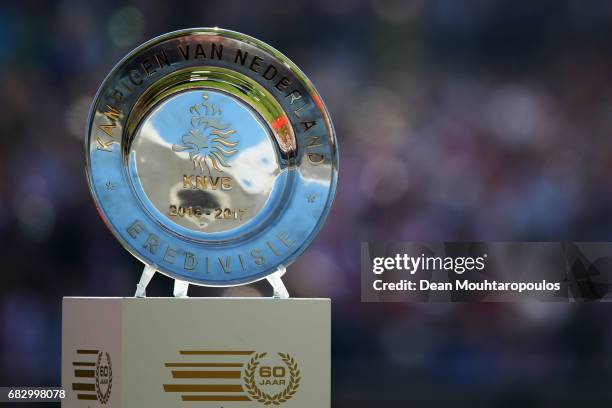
[243, 352, 301, 405]
[95, 351, 112, 404]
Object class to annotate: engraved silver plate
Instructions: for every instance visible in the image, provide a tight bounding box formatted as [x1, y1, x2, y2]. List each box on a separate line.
[85, 28, 338, 288]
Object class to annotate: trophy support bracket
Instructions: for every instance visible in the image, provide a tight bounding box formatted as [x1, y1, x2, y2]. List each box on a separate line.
[267, 265, 290, 299]
[135, 265, 190, 298]
[135, 264, 290, 298]
[135, 264, 156, 298]
[173, 279, 189, 298]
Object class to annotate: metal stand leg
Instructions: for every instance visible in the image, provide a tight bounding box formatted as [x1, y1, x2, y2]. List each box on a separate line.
[135, 264, 156, 298]
[266, 265, 289, 299]
[173, 279, 189, 298]
[136, 264, 286, 299]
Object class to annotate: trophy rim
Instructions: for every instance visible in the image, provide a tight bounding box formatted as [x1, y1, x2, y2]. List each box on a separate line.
[85, 28, 338, 287]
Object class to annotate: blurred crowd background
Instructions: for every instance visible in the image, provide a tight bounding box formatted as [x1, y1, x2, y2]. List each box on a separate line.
[2, 0, 612, 406]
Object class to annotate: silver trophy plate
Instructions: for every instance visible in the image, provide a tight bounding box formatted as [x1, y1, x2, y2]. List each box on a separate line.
[85, 28, 338, 293]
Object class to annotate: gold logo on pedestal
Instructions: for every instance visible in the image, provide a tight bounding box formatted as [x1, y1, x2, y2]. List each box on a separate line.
[163, 350, 301, 405]
[172, 92, 239, 174]
[243, 352, 301, 405]
[95, 352, 113, 404]
[70, 349, 113, 404]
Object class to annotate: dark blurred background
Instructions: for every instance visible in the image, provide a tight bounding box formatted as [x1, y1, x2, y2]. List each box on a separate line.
[2, 0, 612, 406]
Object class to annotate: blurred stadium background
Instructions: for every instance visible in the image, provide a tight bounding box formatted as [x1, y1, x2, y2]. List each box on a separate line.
[2, 0, 612, 406]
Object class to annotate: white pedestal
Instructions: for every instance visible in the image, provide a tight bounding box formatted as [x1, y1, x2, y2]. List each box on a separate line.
[61, 297, 330, 408]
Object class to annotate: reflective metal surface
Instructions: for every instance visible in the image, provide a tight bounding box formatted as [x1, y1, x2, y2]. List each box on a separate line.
[86, 28, 338, 286]
[130, 89, 279, 234]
